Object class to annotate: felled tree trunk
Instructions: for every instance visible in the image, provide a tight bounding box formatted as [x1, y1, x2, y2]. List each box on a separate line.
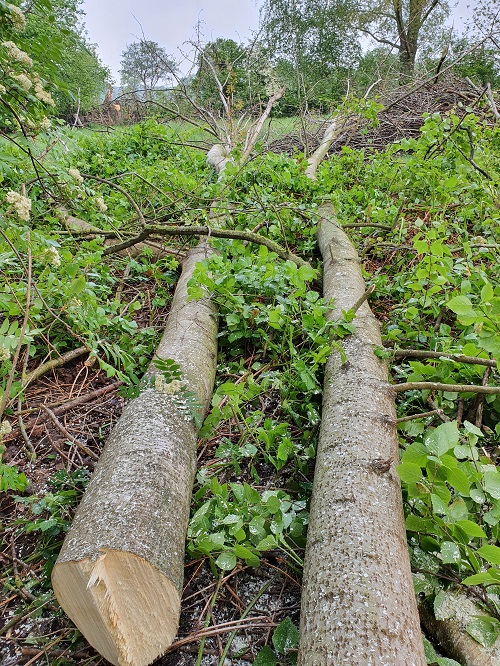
[52, 241, 217, 666]
[420, 595, 500, 666]
[297, 206, 426, 664]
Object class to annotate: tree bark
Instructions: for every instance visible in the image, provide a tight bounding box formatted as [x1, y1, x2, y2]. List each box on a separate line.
[297, 205, 426, 665]
[419, 594, 500, 666]
[51, 241, 218, 666]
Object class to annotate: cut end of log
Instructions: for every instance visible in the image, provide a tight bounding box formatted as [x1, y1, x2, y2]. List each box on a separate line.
[52, 549, 180, 666]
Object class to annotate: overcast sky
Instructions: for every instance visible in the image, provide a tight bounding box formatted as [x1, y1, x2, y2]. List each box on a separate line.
[81, 0, 262, 81]
[80, 0, 474, 83]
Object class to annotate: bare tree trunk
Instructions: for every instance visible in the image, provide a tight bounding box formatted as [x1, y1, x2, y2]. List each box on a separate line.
[52, 242, 217, 666]
[297, 206, 426, 665]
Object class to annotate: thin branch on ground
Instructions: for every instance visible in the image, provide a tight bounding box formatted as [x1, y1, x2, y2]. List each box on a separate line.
[102, 225, 312, 269]
[393, 349, 497, 367]
[393, 382, 500, 395]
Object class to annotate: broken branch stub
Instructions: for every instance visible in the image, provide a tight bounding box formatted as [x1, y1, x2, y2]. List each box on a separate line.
[297, 205, 426, 664]
[51, 242, 217, 666]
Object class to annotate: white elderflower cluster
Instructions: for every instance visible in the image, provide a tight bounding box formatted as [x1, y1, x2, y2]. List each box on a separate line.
[39, 116, 51, 131]
[2, 40, 32, 66]
[0, 84, 5, 95]
[0, 420, 12, 437]
[34, 83, 54, 106]
[262, 65, 282, 98]
[95, 196, 107, 213]
[43, 246, 61, 267]
[68, 167, 84, 184]
[0, 346, 11, 362]
[7, 4, 26, 32]
[154, 375, 183, 395]
[13, 72, 31, 91]
[6, 190, 31, 221]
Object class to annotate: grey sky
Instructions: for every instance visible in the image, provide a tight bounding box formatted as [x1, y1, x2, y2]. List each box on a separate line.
[81, 0, 474, 83]
[81, 0, 262, 81]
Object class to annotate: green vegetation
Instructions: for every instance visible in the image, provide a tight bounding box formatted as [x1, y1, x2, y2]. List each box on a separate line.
[1, 0, 500, 663]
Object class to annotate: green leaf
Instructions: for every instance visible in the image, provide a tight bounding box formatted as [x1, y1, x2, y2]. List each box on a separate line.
[447, 295, 474, 316]
[440, 541, 461, 564]
[477, 545, 500, 565]
[272, 617, 299, 655]
[455, 520, 487, 539]
[405, 515, 435, 532]
[463, 569, 500, 585]
[423, 637, 437, 663]
[215, 551, 237, 571]
[434, 590, 453, 620]
[425, 421, 459, 456]
[397, 462, 423, 484]
[466, 616, 500, 647]
[483, 471, 500, 499]
[266, 495, 281, 514]
[68, 275, 86, 296]
[481, 283, 494, 303]
[233, 544, 260, 566]
[401, 441, 429, 466]
[256, 535, 277, 551]
[444, 467, 470, 496]
[253, 646, 277, 666]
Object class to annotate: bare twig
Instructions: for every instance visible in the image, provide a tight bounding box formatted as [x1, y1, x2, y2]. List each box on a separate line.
[0, 226, 32, 420]
[23, 346, 89, 389]
[396, 410, 441, 423]
[41, 405, 99, 461]
[5, 382, 123, 442]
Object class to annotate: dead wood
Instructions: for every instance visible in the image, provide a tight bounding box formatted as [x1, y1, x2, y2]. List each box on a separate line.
[419, 594, 500, 666]
[51, 241, 218, 666]
[297, 205, 425, 664]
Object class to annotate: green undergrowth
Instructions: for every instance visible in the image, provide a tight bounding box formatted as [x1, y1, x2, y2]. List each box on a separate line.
[1, 95, 500, 663]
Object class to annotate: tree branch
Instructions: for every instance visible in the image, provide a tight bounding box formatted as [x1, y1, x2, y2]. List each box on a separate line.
[102, 225, 312, 269]
[393, 382, 500, 395]
[393, 349, 497, 367]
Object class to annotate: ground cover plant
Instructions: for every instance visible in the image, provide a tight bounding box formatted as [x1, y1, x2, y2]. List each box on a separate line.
[1, 3, 500, 663]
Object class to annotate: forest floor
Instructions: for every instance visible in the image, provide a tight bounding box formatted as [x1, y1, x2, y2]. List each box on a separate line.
[0, 273, 302, 666]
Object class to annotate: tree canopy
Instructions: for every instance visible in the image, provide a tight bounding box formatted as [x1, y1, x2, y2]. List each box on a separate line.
[119, 40, 177, 98]
[21, 0, 110, 116]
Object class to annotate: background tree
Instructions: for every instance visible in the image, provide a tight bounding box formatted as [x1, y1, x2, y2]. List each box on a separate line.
[22, 0, 110, 116]
[355, 0, 451, 80]
[190, 38, 269, 115]
[119, 40, 177, 99]
[260, 0, 360, 112]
